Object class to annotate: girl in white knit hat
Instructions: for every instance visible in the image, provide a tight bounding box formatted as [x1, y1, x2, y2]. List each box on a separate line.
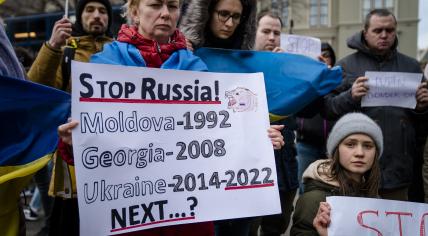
[291, 112, 383, 236]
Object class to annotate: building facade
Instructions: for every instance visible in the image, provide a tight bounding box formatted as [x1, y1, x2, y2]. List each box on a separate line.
[258, 0, 419, 59]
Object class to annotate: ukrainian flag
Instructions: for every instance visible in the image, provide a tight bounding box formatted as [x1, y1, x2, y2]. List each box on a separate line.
[195, 48, 342, 121]
[0, 76, 70, 235]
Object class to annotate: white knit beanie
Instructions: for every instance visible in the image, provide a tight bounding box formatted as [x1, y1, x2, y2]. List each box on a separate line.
[326, 113, 383, 157]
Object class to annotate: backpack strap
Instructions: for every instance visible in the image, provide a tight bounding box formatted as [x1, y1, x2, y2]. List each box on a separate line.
[60, 40, 77, 91]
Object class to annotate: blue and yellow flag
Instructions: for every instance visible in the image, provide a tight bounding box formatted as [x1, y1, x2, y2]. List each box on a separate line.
[0, 76, 70, 182]
[195, 48, 342, 121]
[0, 76, 70, 235]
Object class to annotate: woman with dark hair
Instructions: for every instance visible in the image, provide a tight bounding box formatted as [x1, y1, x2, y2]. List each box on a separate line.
[291, 112, 382, 235]
[321, 42, 336, 68]
[179, 0, 256, 50]
[180, 1, 285, 235]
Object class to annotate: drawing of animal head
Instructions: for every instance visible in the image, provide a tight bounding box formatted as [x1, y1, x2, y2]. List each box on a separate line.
[225, 87, 257, 112]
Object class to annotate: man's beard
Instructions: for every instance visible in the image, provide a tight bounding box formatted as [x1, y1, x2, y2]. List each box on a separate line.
[85, 22, 107, 36]
[89, 29, 106, 36]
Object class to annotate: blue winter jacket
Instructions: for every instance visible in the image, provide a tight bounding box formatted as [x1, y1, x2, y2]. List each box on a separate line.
[91, 41, 208, 71]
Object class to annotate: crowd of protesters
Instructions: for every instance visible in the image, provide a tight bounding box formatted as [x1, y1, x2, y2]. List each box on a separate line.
[1, 0, 428, 235]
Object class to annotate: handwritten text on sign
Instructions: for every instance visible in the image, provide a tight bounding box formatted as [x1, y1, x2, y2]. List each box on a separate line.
[327, 196, 428, 236]
[361, 71, 422, 108]
[71, 61, 280, 235]
[282, 34, 321, 59]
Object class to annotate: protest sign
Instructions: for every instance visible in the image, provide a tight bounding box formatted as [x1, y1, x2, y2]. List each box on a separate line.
[71, 61, 281, 235]
[327, 196, 428, 236]
[361, 72, 422, 108]
[281, 34, 321, 59]
[425, 65, 428, 79]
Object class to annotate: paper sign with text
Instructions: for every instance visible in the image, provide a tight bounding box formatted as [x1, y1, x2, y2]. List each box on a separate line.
[71, 61, 280, 235]
[361, 71, 422, 108]
[282, 34, 321, 59]
[327, 196, 428, 236]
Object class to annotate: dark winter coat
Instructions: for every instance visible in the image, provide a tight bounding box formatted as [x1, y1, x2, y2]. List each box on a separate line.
[296, 114, 334, 148]
[179, 0, 256, 50]
[324, 31, 425, 190]
[290, 160, 341, 236]
[272, 117, 299, 192]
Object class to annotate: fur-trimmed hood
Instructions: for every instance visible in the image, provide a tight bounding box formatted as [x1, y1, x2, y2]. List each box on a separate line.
[302, 159, 340, 188]
[179, 0, 257, 50]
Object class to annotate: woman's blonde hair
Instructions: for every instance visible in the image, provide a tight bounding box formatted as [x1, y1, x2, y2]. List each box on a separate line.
[122, 0, 183, 25]
[122, 0, 140, 24]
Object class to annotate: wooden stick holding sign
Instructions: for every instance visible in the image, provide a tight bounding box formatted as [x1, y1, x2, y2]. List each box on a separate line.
[65, 0, 69, 18]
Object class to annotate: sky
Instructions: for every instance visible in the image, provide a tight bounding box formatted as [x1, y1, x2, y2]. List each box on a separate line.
[419, 0, 428, 49]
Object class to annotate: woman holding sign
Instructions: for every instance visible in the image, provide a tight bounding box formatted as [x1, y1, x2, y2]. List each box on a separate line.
[61, 0, 214, 235]
[290, 113, 383, 236]
[58, 0, 284, 235]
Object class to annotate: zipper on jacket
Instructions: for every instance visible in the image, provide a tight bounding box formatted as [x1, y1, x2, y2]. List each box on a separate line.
[156, 42, 161, 54]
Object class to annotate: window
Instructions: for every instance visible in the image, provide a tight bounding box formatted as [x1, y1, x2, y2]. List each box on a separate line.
[362, 0, 395, 19]
[269, 0, 288, 27]
[280, 0, 289, 28]
[310, 0, 329, 27]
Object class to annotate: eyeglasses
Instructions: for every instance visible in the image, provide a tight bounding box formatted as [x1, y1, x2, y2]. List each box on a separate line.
[215, 10, 241, 24]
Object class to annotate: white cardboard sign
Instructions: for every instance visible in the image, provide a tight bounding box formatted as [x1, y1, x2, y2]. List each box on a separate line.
[71, 61, 280, 235]
[327, 196, 428, 236]
[282, 34, 321, 59]
[361, 71, 422, 108]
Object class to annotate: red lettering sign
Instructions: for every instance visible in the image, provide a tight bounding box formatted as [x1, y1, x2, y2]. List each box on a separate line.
[357, 210, 383, 236]
[385, 211, 413, 236]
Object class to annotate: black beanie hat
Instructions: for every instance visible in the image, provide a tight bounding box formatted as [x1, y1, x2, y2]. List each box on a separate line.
[72, 0, 112, 37]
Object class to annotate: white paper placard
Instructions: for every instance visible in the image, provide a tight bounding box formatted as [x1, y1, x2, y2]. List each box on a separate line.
[282, 34, 321, 59]
[361, 71, 422, 108]
[327, 196, 428, 236]
[71, 61, 281, 235]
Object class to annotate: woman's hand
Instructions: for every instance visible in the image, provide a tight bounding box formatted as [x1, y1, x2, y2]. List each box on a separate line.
[313, 202, 331, 236]
[268, 125, 285, 150]
[185, 39, 194, 51]
[58, 119, 79, 145]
